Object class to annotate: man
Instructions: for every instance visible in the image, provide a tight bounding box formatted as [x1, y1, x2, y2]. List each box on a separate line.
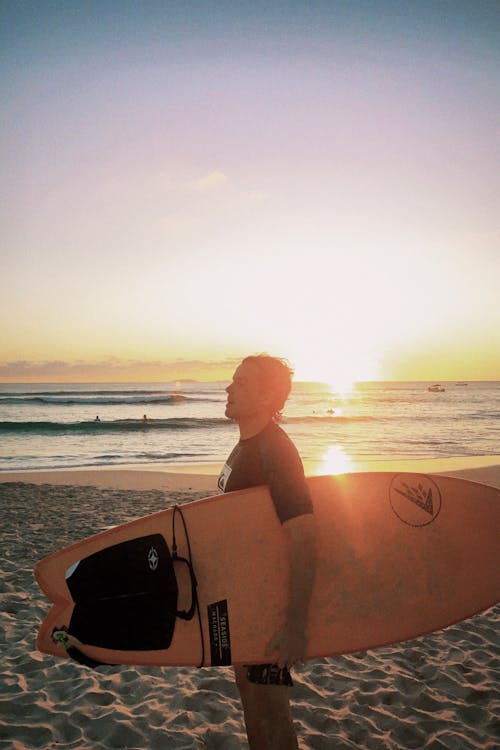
[218, 354, 317, 750]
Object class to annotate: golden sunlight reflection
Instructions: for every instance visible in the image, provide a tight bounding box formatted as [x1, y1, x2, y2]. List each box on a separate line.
[290, 342, 379, 393]
[318, 445, 354, 475]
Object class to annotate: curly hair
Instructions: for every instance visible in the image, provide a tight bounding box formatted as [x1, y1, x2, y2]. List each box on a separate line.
[242, 354, 294, 420]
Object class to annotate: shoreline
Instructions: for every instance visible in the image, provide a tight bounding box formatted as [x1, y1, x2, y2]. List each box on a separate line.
[1, 454, 500, 491]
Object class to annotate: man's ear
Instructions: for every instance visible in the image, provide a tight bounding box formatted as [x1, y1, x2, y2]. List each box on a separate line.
[258, 389, 275, 413]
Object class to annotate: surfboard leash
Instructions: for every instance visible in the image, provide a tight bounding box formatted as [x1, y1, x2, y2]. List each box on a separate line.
[51, 626, 107, 669]
[172, 505, 205, 668]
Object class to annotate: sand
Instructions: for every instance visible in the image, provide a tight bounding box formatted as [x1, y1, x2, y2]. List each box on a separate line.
[1, 464, 499, 749]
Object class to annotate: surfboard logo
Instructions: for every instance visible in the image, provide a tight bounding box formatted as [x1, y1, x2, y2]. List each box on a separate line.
[147, 546, 159, 571]
[389, 474, 442, 527]
[207, 600, 232, 666]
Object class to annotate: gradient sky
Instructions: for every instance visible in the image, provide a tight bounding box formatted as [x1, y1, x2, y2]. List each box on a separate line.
[1, 1, 499, 383]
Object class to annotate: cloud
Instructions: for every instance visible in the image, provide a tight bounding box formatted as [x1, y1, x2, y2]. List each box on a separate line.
[192, 170, 228, 191]
[0, 357, 243, 382]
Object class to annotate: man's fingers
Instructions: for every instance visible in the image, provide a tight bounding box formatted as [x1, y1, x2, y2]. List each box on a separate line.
[265, 631, 280, 658]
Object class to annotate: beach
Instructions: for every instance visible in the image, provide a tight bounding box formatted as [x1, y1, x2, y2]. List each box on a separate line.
[1, 463, 499, 749]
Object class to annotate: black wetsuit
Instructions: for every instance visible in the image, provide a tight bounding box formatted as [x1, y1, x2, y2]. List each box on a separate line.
[218, 420, 313, 685]
[218, 421, 312, 520]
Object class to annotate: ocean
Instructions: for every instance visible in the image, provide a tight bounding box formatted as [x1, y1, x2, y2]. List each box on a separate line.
[1, 381, 499, 473]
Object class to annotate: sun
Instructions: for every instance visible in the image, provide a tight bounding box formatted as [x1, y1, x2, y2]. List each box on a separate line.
[291, 347, 379, 391]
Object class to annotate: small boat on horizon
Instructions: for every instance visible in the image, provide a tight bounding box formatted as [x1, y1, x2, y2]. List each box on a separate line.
[428, 384, 446, 392]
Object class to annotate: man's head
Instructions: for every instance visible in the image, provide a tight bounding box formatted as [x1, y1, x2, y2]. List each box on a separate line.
[225, 354, 293, 425]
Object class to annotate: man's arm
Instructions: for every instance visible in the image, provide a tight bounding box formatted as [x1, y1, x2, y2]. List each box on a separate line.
[266, 512, 317, 668]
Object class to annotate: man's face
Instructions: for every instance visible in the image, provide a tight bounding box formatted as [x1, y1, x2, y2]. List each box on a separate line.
[225, 362, 266, 422]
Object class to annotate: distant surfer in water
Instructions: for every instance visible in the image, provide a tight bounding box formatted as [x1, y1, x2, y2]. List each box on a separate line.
[219, 354, 317, 750]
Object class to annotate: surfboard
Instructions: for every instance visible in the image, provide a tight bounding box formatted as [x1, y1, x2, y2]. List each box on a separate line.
[35, 472, 500, 668]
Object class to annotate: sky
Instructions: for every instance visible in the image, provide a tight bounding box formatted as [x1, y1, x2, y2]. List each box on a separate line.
[1, 1, 499, 384]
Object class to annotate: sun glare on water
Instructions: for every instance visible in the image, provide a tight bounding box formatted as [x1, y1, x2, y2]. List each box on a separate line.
[317, 445, 354, 475]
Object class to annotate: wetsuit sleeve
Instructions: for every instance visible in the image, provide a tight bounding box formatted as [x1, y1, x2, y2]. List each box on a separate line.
[259, 430, 313, 524]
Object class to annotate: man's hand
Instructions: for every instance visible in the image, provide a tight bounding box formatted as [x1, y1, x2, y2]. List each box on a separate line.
[266, 619, 307, 669]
